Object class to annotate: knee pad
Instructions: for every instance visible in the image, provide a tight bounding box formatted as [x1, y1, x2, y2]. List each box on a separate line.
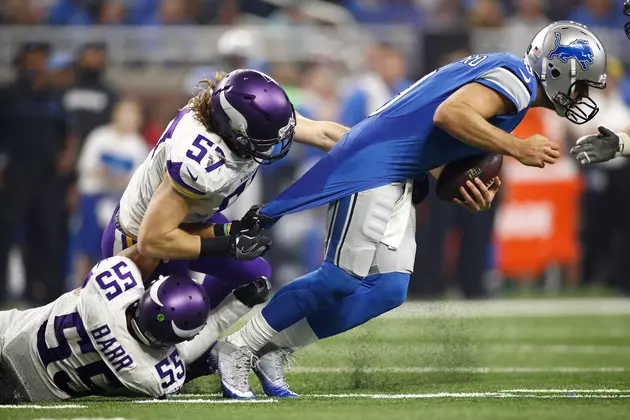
[369, 271, 409, 313]
[273, 263, 361, 309]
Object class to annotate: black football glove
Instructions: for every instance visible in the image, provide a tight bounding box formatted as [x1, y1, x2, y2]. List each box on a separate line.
[233, 276, 271, 307]
[571, 126, 621, 165]
[210, 205, 274, 238]
[412, 174, 430, 205]
[228, 205, 274, 234]
[228, 229, 272, 260]
[241, 205, 274, 229]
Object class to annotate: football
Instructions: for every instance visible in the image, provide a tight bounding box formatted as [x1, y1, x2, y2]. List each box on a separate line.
[435, 153, 503, 201]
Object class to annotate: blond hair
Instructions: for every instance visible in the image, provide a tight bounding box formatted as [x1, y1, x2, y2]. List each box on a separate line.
[186, 71, 227, 133]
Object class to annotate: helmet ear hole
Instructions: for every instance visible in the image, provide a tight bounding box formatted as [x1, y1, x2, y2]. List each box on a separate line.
[551, 69, 561, 79]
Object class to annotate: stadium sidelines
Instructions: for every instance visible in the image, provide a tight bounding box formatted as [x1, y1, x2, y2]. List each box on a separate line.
[241, 298, 630, 321]
[379, 299, 630, 318]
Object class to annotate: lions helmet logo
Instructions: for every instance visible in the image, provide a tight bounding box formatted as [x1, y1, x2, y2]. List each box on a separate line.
[547, 32, 594, 71]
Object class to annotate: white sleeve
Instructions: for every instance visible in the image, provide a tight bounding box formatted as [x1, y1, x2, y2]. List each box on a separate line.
[177, 294, 250, 365]
[78, 257, 183, 398]
[78, 128, 105, 175]
[477, 67, 532, 113]
[133, 137, 149, 168]
[166, 130, 228, 199]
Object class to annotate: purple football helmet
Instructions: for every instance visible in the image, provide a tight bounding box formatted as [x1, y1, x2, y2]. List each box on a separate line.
[131, 275, 210, 348]
[211, 69, 296, 164]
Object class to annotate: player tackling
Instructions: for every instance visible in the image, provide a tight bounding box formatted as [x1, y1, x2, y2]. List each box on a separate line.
[0, 251, 268, 403]
[212, 21, 607, 399]
[100, 61, 505, 400]
[102, 69, 349, 299]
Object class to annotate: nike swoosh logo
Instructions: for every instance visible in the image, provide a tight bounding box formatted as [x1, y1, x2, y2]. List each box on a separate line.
[242, 244, 259, 253]
[186, 167, 198, 182]
[518, 68, 532, 83]
[237, 236, 262, 254]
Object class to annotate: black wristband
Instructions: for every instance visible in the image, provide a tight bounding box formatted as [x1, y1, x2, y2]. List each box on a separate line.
[199, 236, 232, 258]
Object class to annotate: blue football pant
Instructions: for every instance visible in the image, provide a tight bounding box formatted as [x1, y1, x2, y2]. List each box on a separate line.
[261, 182, 415, 338]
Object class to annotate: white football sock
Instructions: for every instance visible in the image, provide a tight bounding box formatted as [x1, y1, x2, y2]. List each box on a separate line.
[267, 318, 319, 353]
[226, 312, 278, 352]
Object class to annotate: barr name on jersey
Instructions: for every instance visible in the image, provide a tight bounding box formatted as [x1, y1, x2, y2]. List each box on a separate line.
[89, 323, 135, 372]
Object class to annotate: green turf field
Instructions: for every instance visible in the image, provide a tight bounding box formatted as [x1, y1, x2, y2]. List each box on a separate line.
[3, 299, 630, 420]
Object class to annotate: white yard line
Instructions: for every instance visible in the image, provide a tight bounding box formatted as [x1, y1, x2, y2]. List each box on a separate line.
[0, 404, 88, 409]
[291, 366, 627, 373]
[170, 393, 223, 398]
[501, 389, 630, 393]
[32, 418, 127, 420]
[384, 299, 630, 318]
[135, 399, 275, 404]
[306, 393, 630, 399]
[169, 393, 630, 400]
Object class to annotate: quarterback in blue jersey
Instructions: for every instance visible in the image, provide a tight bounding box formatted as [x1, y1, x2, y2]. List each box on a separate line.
[211, 21, 608, 399]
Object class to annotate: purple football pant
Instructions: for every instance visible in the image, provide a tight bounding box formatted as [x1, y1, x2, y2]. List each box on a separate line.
[101, 209, 271, 308]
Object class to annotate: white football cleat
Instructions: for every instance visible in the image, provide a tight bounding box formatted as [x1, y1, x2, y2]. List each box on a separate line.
[253, 348, 299, 398]
[210, 340, 256, 399]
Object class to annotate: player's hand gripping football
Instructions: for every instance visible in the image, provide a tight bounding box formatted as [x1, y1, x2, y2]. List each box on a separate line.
[454, 176, 501, 212]
[514, 134, 560, 168]
[570, 126, 620, 165]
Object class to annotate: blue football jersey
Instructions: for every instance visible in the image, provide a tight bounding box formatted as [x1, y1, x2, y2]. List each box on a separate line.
[262, 53, 538, 219]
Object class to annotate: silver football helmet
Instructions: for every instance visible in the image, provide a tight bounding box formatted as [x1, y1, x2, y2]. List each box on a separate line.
[524, 21, 607, 125]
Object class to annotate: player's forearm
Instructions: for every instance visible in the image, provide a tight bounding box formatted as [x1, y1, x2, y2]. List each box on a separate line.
[316, 120, 350, 151]
[177, 294, 250, 365]
[295, 114, 349, 152]
[137, 228, 202, 259]
[434, 102, 519, 157]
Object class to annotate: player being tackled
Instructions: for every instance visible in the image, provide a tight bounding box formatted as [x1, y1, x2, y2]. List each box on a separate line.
[212, 21, 606, 399]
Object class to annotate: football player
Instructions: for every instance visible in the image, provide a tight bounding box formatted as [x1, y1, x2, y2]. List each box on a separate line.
[0, 251, 268, 403]
[212, 21, 606, 399]
[101, 69, 349, 309]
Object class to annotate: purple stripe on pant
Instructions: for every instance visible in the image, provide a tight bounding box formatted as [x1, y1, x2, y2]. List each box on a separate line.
[101, 210, 271, 308]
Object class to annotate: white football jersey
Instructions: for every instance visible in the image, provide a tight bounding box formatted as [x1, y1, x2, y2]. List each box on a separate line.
[3, 257, 185, 400]
[119, 108, 259, 236]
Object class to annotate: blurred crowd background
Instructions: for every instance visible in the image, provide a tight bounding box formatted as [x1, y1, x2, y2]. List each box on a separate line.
[1, 0, 630, 307]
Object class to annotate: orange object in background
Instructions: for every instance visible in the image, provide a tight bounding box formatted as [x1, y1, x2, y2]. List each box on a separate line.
[494, 108, 582, 279]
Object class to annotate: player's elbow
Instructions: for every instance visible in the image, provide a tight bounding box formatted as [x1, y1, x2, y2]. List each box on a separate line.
[433, 102, 458, 129]
[137, 229, 166, 259]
